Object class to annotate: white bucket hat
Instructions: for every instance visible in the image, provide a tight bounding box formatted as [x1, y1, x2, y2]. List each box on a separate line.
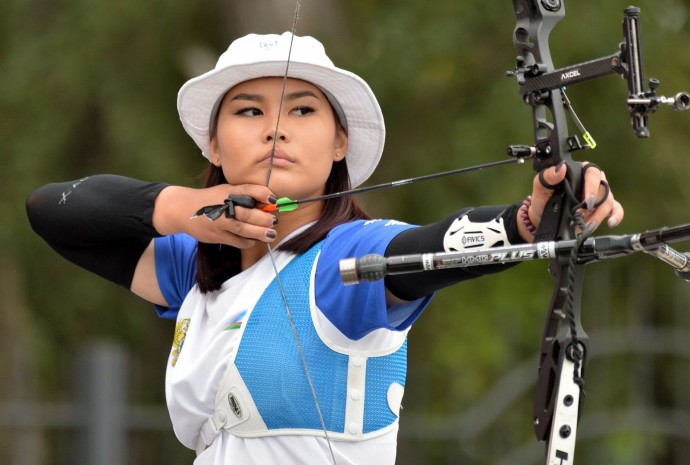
[177, 31, 385, 188]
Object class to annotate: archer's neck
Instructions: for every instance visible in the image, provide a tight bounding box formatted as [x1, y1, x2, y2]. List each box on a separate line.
[240, 201, 323, 270]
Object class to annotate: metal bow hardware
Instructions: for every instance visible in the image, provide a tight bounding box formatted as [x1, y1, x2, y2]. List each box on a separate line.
[338, 2, 689, 464]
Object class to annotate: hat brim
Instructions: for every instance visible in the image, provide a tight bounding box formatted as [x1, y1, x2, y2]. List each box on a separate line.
[177, 61, 385, 188]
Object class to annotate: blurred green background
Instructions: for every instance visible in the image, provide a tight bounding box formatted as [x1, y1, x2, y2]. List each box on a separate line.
[2, 0, 690, 463]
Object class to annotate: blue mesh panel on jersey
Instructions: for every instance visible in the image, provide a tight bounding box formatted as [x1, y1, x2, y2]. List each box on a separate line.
[235, 243, 409, 434]
[363, 341, 407, 433]
[235, 245, 348, 432]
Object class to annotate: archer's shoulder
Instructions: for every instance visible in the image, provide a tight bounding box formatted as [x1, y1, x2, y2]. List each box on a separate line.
[324, 219, 418, 250]
[330, 218, 414, 233]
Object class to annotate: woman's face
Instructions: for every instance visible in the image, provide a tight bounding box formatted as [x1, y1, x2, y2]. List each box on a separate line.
[210, 77, 348, 200]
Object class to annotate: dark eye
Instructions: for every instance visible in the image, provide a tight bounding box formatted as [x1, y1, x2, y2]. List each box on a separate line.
[235, 107, 262, 117]
[291, 106, 314, 116]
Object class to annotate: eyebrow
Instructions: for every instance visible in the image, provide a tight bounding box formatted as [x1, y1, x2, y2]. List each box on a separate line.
[230, 90, 321, 103]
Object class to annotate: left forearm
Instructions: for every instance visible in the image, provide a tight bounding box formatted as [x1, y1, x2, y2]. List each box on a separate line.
[384, 203, 522, 301]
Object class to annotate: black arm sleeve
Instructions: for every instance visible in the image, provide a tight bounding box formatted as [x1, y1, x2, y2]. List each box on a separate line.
[26, 175, 169, 288]
[384, 203, 523, 301]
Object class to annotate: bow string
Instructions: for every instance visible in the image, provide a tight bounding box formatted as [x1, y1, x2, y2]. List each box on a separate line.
[262, 3, 340, 465]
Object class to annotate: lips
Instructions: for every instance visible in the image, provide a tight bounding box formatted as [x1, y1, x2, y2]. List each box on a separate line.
[261, 148, 294, 164]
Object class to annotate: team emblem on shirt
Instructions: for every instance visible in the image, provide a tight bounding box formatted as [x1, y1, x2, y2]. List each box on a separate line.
[170, 318, 191, 367]
[225, 311, 247, 331]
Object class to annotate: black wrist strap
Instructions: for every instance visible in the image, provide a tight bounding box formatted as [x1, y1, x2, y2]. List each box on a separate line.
[26, 175, 169, 288]
[384, 203, 522, 301]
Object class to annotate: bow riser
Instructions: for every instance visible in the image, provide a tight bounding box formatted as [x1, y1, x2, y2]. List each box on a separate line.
[511, 1, 588, 461]
[512, 0, 583, 232]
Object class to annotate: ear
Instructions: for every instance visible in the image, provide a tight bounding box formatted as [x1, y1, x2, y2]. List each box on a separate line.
[209, 137, 222, 167]
[333, 126, 349, 161]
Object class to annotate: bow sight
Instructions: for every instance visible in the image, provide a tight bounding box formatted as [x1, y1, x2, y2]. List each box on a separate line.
[507, 3, 689, 163]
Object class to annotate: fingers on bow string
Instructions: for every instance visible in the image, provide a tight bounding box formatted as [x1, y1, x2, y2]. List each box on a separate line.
[193, 195, 258, 221]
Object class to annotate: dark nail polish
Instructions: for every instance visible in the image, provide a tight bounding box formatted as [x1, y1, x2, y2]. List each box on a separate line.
[268, 195, 277, 204]
[272, 216, 279, 226]
[266, 229, 277, 240]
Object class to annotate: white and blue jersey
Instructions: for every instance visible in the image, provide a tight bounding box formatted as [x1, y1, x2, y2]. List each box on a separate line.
[154, 219, 433, 465]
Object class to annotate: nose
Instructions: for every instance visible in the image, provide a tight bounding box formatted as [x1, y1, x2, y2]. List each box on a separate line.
[265, 124, 288, 143]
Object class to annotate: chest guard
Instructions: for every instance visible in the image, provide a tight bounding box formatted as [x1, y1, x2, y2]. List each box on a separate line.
[196, 243, 408, 454]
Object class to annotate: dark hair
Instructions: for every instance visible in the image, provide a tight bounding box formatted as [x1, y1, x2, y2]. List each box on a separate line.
[195, 159, 370, 292]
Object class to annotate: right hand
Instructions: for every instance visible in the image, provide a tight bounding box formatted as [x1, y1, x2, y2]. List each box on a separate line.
[153, 183, 277, 248]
